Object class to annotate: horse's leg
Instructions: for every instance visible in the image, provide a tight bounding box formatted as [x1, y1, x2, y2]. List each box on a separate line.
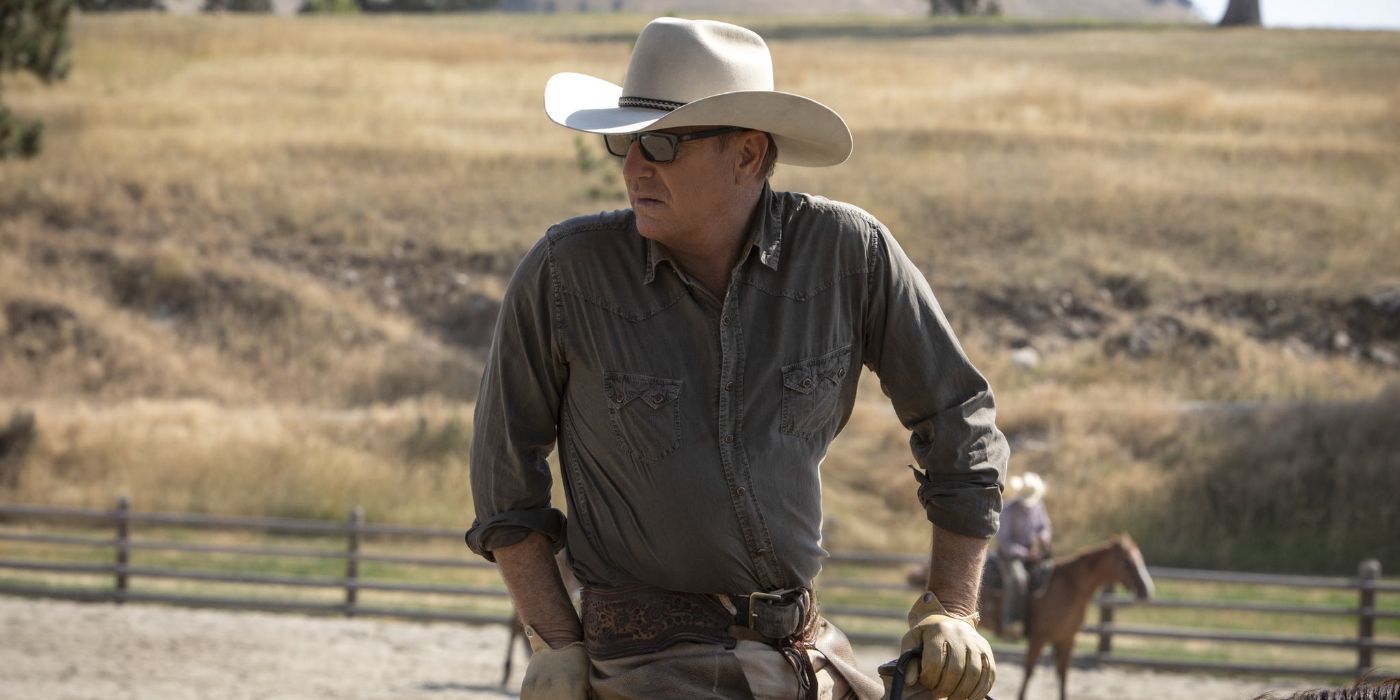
[1019, 637, 1045, 700]
[1051, 638, 1074, 700]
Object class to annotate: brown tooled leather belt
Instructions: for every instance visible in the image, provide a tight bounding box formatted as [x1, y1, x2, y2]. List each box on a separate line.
[580, 584, 815, 660]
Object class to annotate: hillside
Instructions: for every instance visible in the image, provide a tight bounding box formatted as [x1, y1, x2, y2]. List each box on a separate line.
[1, 14, 1397, 573]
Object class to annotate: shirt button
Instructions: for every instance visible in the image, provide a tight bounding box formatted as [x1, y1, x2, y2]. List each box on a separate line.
[800, 377, 814, 390]
[736, 486, 747, 497]
[724, 382, 734, 392]
[721, 317, 731, 327]
[722, 434, 735, 445]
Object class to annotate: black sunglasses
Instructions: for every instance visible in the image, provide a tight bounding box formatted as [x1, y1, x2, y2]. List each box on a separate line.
[604, 126, 746, 163]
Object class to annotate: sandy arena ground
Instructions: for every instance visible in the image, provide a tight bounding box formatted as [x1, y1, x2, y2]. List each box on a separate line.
[0, 597, 1319, 700]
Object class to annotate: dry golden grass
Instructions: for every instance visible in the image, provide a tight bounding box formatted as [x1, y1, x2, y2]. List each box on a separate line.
[6, 399, 473, 524]
[2, 14, 1397, 568]
[6, 15, 1397, 290]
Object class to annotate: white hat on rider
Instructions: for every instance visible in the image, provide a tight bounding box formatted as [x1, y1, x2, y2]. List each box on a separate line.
[1006, 474, 1026, 501]
[1021, 472, 1046, 505]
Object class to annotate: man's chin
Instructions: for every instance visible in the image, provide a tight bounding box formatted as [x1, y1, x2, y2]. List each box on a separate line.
[632, 216, 671, 243]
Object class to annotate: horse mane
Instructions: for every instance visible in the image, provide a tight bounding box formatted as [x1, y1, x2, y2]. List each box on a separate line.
[1254, 677, 1400, 700]
[1052, 535, 1125, 566]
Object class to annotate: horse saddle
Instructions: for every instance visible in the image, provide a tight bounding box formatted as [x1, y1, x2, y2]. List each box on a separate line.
[1028, 560, 1053, 597]
[980, 555, 1054, 597]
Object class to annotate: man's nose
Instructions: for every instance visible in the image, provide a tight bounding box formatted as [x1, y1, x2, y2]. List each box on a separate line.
[621, 139, 653, 181]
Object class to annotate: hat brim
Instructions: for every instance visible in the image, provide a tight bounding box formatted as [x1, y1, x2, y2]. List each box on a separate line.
[545, 72, 852, 168]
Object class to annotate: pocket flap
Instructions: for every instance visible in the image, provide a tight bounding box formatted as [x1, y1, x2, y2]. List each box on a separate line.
[782, 367, 818, 395]
[605, 371, 682, 409]
[781, 346, 853, 395]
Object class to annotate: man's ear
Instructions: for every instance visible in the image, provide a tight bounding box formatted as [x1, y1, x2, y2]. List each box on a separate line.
[734, 130, 769, 183]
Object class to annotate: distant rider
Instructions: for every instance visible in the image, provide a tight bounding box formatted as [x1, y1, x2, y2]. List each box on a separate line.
[996, 472, 1052, 637]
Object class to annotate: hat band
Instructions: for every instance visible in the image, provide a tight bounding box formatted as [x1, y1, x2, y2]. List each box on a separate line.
[618, 95, 685, 112]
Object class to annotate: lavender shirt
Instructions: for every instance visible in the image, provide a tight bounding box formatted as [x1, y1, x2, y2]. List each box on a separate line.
[997, 499, 1052, 561]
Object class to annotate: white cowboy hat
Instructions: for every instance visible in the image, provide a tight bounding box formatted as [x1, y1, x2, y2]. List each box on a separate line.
[544, 17, 853, 167]
[1022, 472, 1046, 505]
[1006, 474, 1026, 501]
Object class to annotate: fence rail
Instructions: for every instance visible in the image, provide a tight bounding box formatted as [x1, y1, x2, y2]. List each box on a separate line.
[1, 500, 1395, 681]
[1081, 559, 1397, 678]
[0, 498, 513, 629]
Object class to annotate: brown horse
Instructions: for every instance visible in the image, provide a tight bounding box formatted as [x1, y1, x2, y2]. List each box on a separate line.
[981, 533, 1155, 700]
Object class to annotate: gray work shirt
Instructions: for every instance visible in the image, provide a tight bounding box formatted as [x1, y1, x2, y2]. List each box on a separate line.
[466, 186, 1008, 595]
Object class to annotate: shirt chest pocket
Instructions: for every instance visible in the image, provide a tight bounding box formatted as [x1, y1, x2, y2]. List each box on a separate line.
[604, 371, 683, 467]
[780, 345, 852, 440]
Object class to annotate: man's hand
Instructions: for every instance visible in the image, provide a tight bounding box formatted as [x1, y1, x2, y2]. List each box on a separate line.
[898, 591, 996, 699]
[521, 625, 591, 700]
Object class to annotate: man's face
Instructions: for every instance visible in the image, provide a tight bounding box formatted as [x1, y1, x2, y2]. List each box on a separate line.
[621, 126, 747, 248]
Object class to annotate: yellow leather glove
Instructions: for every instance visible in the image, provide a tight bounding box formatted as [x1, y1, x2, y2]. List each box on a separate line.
[521, 626, 591, 700]
[898, 592, 996, 700]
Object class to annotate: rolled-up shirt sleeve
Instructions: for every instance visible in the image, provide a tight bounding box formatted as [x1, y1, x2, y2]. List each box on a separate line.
[465, 236, 569, 561]
[861, 222, 1009, 538]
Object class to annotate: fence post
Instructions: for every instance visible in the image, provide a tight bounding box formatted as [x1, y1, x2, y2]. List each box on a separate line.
[1357, 559, 1380, 677]
[345, 506, 363, 617]
[114, 496, 130, 604]
[1097, 583, 1115, 658]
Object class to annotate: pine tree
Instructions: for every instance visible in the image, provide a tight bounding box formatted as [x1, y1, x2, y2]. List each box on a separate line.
[0, 0, 75, 159]
[1218, 0, 1262, 26]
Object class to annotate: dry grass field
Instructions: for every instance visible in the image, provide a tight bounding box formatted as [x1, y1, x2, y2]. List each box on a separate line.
[1, 13, 1397, 572]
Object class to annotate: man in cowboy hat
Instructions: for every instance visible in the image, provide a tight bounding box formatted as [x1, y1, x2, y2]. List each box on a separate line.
[997, 472, 1052, 638]
[466, 17, 1008, 700]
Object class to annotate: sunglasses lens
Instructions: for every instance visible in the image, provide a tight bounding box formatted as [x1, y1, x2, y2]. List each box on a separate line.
[604, 134, 631, 158]
[638, 134, 677, 163]
[602, 132, 679, 163]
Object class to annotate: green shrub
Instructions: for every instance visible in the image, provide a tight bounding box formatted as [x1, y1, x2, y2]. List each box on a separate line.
[204, 0, 273, 11]
[0, 0, 73, 158]
[302, 0, 359, 12]
[74, 0, 160, 9]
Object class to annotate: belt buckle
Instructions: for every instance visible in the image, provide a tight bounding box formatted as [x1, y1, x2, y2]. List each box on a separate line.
[747, 591, 784, 629]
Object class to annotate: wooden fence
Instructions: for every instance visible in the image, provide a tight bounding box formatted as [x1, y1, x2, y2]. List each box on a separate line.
[813, 550, 1400, 680]
[1, 499, 1397, 681]
[1088, 563, 1399, 679]
[0, 499, 511, 626]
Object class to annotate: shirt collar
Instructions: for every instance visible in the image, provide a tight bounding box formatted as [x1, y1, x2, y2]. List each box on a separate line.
[641, 183, 784, 285]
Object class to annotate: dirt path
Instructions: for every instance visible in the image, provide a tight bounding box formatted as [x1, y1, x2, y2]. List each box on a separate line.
[1, 597, 1316, 699]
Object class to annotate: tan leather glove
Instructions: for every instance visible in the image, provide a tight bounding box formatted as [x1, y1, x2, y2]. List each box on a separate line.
[521, 625, 591, 700]
[898, 591, 996, 699]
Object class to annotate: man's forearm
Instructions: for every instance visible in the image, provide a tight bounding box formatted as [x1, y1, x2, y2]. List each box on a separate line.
[921, 524, 989, 618]
[494, 532, 582, 648]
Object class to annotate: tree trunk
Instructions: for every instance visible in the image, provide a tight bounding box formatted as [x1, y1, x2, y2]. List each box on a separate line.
[1218, 0, 1262, 26]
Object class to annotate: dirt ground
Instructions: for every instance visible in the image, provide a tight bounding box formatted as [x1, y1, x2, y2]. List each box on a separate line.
[0, 597, 1319, 700]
